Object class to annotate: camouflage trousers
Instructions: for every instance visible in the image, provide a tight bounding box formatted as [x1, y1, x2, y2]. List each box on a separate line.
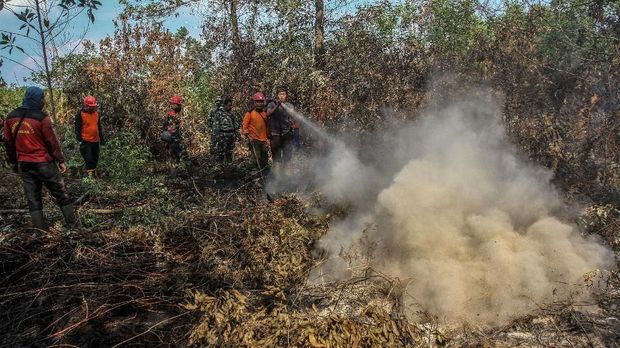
[213, 134, 236, 163]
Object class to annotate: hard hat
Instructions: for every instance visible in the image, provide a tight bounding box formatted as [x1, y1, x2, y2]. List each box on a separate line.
[83, 95, 97, 107]
[170, 95, 183, 105]
[252, 92, 265, 102]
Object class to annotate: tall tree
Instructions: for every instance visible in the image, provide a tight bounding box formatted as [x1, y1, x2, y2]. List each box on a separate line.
[314, 0, 325, 70]
[230, 0, 240, 57]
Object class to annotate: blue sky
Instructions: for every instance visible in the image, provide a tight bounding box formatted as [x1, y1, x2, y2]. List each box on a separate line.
[0, 1, 202, 85]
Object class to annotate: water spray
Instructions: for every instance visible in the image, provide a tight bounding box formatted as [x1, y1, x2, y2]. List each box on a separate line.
[281, 103, 338, 146]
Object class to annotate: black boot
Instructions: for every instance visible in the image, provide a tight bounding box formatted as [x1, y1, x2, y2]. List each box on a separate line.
[30, 210, 45, 230]
[60, 204, 77, 226]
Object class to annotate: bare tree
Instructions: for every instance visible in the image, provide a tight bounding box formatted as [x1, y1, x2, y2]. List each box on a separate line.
[315, 0, 324, 70]
[230, 0, 240, 56]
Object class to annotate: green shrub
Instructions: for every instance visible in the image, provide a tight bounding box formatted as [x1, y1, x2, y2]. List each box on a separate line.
[98, 131, 152, 182]
[0, 86, 26, 118]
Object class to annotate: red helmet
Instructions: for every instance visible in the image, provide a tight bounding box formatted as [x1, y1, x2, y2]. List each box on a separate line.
[170, 95, 183, 105]
[83, 95, 97, 107]
[252, 92, 265, 102]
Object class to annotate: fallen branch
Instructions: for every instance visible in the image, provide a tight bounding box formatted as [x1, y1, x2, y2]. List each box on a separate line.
[1, 191, 91, 215]
[87, 208, 122, 214]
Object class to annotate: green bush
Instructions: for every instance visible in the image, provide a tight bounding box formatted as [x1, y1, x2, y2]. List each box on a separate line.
[0, 86, 26, 118]
[98, 131, 152, 182]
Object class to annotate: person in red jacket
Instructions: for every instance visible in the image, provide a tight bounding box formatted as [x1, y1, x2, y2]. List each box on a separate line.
[2, 86, 76, 230]
[75, 95, 104, 177]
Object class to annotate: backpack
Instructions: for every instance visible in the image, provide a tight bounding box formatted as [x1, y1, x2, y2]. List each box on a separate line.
[161, 130, 173, 143]
[162, 111, 179, 143]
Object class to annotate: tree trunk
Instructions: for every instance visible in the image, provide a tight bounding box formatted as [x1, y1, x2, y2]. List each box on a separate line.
[314, 0, 325, 70]
[41, 0, 60, 58]
[314, 0, 326, 125]
[230, 0, 240, 57]
[34, 0, 56, 121]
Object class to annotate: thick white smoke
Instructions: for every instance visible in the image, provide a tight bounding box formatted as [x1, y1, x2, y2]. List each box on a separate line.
[307, 93, 615, 324]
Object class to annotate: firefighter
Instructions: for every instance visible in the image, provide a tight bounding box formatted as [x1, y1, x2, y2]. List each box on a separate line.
[242, 92, 269, 170]
[3, 86, 76, 229]
[266, 87, 295, 177]
[75, 95, 104, 177]
[162, 95, 186, 162]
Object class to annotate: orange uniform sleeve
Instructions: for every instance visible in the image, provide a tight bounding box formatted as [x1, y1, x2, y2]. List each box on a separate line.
[242, 112, 251, 136]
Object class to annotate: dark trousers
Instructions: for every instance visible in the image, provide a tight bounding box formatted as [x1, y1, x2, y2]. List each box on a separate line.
[270, 133, 293, 165]
[19, 162, 72, 212]
[80, 141, 100, 170]
[248, 139, 269, 170]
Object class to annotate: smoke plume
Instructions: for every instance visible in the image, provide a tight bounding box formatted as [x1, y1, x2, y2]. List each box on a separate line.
[305, 92, 615, 324]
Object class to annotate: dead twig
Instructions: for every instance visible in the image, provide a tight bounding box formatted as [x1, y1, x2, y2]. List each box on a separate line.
[111, 312, 189, 347]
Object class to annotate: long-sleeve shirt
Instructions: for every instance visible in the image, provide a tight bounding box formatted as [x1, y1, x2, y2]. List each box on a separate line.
[242, 109, 268, 141]
[266, 101, 294, 136]
[3, 107, 65, 163]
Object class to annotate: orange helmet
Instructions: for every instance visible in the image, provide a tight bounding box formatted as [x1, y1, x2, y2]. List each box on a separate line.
[170, 95, 183, 105]
[252, 92, 265, 102]
[83, 95, 97, 107]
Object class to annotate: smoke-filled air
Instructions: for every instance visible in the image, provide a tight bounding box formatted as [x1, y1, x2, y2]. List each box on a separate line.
[306, 92, 616, 325]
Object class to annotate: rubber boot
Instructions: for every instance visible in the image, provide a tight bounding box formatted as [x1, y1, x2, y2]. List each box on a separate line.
[30, 210, 45, 230]
[60, 204, 77, 226]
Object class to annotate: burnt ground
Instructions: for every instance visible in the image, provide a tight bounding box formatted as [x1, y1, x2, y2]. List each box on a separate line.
[0, 157, 618, 347]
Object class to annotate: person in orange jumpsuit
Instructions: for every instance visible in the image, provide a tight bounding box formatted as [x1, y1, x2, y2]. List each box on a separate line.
[75, 95, 104, 176]
[242, 92, 269, 170]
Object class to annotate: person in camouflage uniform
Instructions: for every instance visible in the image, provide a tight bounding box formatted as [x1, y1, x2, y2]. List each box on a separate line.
[207, 98, 221, 154]
[211, 98, 237, 163]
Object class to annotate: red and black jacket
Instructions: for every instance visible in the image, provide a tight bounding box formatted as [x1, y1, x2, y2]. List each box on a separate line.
[2, 107, 65, 163]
